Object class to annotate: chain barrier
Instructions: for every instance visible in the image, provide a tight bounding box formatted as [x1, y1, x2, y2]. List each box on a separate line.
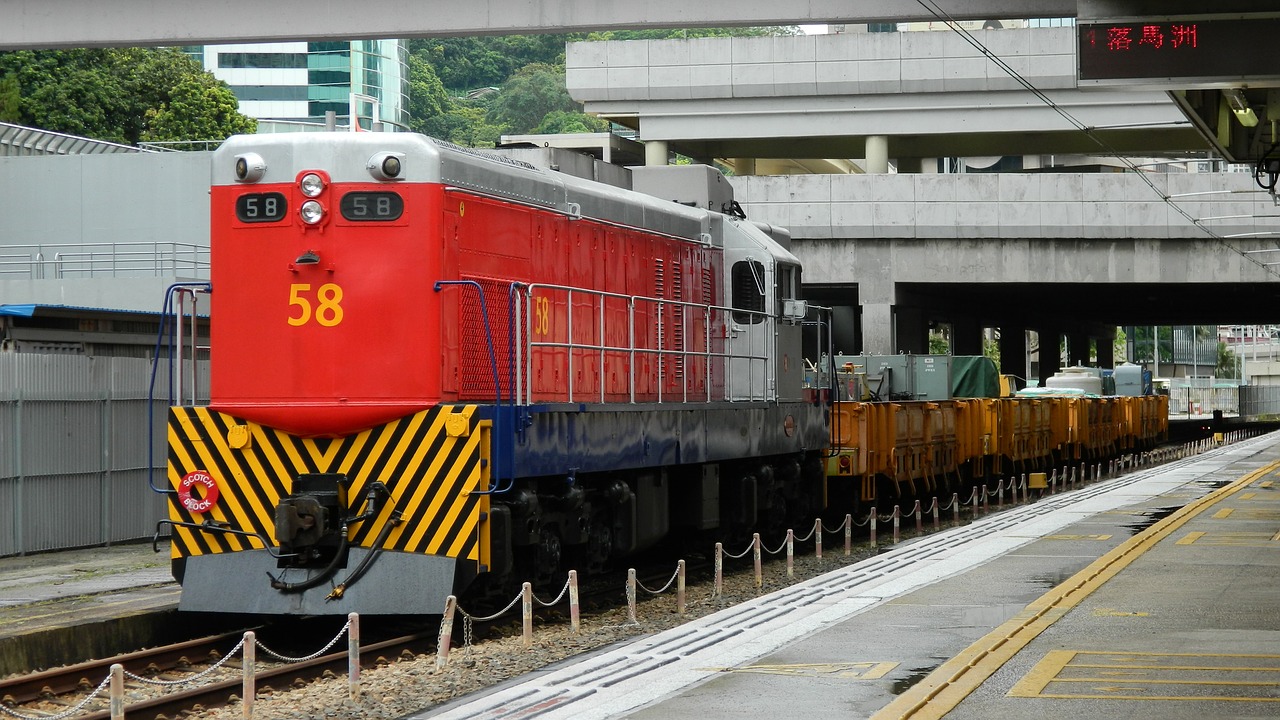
[4, 620, 356, 719]
[0, 675, 113, 720]
[821, 514, 852, 534]
[533, 577, 572, 607]
[761, 535, 790, 556]
[255, 620, 351, 663]
[792, 522, 818, 543]
[635, 563, 682, 595]
[851, 512, 873, 527]
[120, 636, 248, 687]
[721, 538, 757, 560]
[457, 589, 524, 624]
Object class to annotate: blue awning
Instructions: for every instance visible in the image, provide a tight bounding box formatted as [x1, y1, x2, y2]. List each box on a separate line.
[0, 304, 37, 317]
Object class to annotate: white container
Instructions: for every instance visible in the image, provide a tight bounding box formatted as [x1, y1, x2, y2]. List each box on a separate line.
[1045, 368, 1103, 395]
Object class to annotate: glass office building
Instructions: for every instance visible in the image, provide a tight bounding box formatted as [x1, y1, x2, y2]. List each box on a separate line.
[198, 40, 409, 131]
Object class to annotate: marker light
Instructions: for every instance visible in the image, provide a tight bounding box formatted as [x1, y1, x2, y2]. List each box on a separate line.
[233, 153, 266, 182]
[300, 172, 325, 197]
[300, 200, 324, 225]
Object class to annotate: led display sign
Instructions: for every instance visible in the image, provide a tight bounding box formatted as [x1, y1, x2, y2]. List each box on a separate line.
[1078, 18, 1280, 84]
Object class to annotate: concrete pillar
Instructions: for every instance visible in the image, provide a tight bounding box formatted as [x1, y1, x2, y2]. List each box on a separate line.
[1038, 328, 1062, 387]
[895, 306, 927, 355]
[953, 318, 984, 356]
[865, 135, 889, 173]
[644, 140, 669, 166]
[733, 158, 757, 176]
[1067, 332, 1090, 366]
[1095, 329, 1116, 368]
[998, 327, 1027, 388]
[860, 304, 895, 355]
[831, 305, 858, 356]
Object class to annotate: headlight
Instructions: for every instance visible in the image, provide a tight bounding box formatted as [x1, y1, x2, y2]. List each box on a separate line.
[366, 151, 406, 181]
[234, 153, 266, 182]
[300, 200, 324, 225]
[300, 172, 325, 197]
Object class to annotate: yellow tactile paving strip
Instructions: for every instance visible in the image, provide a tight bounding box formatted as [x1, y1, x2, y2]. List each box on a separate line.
[872, 459, 1280, 720]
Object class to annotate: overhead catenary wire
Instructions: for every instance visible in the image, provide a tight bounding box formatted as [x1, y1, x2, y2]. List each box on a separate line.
[912, 0, 1280, 280]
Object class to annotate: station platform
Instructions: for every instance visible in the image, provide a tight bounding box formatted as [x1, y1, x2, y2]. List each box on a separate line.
[0, 542, 182, 675]
[418, 432, 1280, 720]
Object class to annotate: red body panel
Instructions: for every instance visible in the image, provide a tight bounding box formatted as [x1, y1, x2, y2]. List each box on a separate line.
[211, 179, 724, 438]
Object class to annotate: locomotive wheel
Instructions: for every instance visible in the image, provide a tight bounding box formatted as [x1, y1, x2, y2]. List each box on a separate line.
[532, 525, 563, 589]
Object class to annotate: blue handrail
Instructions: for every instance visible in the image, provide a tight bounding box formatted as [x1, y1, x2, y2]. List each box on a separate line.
[146, 282, 212, 495]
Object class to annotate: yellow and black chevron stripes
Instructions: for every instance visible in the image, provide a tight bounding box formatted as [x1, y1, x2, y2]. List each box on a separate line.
[167, 405, 491, 569]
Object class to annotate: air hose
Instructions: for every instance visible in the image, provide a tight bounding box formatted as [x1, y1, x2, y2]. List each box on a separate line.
[326, 510, 404, 601]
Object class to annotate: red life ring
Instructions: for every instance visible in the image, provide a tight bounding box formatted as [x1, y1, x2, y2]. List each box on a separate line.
[179, 470, 220, 514]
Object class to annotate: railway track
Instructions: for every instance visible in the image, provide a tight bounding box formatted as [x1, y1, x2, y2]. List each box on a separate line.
[0, 629, 436, 720]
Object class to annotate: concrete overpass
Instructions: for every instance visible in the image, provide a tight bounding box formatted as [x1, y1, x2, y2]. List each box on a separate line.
[0, 0, 1073, 50]
[563, 25, 1280, 378]
[566, 27, 1209, 168]
[731, 170, 1280, 375]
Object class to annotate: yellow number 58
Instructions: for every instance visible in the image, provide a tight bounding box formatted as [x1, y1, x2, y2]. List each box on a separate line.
[288, 283, 344, 327]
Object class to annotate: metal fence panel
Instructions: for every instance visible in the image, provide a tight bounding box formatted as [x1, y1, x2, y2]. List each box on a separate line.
[110, 469, 169, 543]
[22, 473, 105, 551]
[0, 479, 15, 556]
[21, 399, 104, 475]
[0, 354, 207, 556]
[1241, 385, 1280, 419]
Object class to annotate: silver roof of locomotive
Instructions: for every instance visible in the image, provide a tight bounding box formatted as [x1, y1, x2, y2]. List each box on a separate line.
[215, 133, 713, 244]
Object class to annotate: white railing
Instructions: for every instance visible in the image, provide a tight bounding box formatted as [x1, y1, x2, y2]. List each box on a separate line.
[0, 242, 209, 278]
[512, 282, 773, 406]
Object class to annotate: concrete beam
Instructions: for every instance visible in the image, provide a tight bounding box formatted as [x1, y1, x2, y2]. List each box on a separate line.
[0, 1, 1075, 50]
[569, 29, 1206, 162]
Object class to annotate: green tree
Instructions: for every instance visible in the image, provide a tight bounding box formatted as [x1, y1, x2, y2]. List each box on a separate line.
[533, 109, 608, 135]
[928, 330, 950, 355]
[1216, 341, 1238, 379]
[0, 73, 19, 122]
[421, 100, 506, 148]
[407, 54, 449, 133]
[0, 48, 254, 145]
[488, 62, 582, 135]
[143, 74, 256, 145]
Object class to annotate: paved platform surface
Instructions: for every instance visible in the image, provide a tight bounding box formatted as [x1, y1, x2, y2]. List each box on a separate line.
[419, 433, 1280, 720]
[0, 542, 180, 674]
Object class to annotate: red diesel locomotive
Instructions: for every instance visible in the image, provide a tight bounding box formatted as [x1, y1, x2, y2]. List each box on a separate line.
[163, 133, 829, 615]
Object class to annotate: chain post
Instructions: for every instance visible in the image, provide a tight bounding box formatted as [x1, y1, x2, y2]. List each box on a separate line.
[982, 484, 989, 513]
[243, 630, 256, 720]
[997, 479, 1004, 508]
[714, 542, 723, 597]
[627, 569, 638, 623]
[110, 663, 124, 720]
[844, 514, 852, 556]
[522, 582, 533, 647]
[870, 510, 878, 548]
[436, 595, 457, 670]
[892, 505, 900, 544]
[931, 497, 939, 530]
[569, 570, 581, 633]
[952, 493, 959, 525]
[814, 518, 823, 560]
[348, 613, 360, 700]
[786, 529, 795, 578]
[914, 500, 922, 533]
[753, 534, 762, 588]
[677, 560, 686, 616]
